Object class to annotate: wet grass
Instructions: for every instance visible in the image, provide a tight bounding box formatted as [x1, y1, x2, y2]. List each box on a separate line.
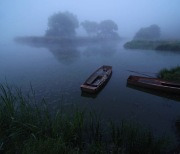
[0, 84, 169, 153]
[157, 66, 180, 82]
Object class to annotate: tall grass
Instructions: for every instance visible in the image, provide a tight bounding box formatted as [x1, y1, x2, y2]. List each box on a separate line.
[0, 84, 169, 153]
[157, 66, 180, 82]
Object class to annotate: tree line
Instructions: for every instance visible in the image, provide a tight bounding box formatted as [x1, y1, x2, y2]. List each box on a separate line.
[45, 11, 161, 41]
[45, 11, 120, 39]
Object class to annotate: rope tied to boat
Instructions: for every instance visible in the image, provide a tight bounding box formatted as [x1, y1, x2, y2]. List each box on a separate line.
[125, 69, 158, 78]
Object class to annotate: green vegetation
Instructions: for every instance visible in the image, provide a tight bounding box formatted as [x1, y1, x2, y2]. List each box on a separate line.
[45, 12, 120, 39]
[15, 12, 120, 46]
[134, 24, 161, 40]
[124, 40, 160, 50]
[157, 66, 180, 82]
[81, 21, 99, 37]
[45, 12, 79, 38]
[124, 40, 180, 51]
[45, 12, 120, 40]
[81, 20, 120, 39]
[0, 84, 169, 153]
[124, 24, 180, 51]
[97, 20, 120, 39]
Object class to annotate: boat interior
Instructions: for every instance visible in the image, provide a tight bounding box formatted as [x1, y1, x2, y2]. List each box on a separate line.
[86, 67, 110, 86]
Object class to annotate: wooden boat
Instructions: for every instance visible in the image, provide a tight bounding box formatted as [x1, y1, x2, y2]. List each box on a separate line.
[81, 65, 112, 93]
[127, 75, 180, 94]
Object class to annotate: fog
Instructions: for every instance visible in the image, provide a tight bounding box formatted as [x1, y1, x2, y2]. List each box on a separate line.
[1, 0, 180, 43]
[1, 1, 180, 149]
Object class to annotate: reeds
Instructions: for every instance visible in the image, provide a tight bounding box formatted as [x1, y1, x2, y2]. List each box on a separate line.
[157, 66, 180, 82]
[0, 84, 169, 153]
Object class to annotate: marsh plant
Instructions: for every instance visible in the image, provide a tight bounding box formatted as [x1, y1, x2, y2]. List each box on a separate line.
[0, 84, 169, 153]
[158, 66, 180, 82]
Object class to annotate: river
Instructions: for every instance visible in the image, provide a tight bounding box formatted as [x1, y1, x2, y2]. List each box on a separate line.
[1, 40, 180, 142]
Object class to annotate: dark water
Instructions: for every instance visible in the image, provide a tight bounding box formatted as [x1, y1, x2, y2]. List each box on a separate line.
[1, 40, 180, 141]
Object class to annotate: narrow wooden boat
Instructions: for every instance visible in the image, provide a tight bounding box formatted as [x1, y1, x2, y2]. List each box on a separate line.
[127, 75, 180, 94]
[81, 65, 112, 93]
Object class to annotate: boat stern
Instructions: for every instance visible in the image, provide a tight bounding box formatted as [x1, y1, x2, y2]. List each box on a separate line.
[80, 84, 97, 93]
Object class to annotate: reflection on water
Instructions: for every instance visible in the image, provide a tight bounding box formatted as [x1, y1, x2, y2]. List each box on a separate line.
[44, 41, 119, 64]
[83, 41, 118, 57]
[155, 49, 180, 56]
[1, 40, 180, 142]
[127, 84, 180, 102]
[81, 92, 98, 99]
[19, 40, 119, 65]
[48, 45, 80, 65]
[175, 119, 180, 151]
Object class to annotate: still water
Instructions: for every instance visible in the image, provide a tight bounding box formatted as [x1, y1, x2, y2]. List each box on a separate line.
[1, 40, 180, 139]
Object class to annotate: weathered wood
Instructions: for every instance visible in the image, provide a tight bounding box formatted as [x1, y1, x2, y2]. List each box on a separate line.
[81, 65, 112, 93]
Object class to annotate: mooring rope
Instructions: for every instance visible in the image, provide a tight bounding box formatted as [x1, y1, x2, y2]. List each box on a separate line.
[125, 69, 158, 78]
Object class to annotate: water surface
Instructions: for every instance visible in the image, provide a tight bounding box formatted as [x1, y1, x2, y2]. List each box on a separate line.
[1, 40, 180, 140]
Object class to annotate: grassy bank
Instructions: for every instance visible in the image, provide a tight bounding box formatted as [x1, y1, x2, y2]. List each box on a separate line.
[124, 40, 180, 51]
[157, 66, 180, 82]
[124, 40, 160, 50]
[0, 84, 169, 153]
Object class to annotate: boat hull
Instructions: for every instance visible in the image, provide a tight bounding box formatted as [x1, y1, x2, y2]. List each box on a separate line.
[81, 65, 112, 94]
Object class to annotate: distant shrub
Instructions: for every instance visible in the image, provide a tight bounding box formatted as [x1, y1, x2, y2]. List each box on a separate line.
[134, 24, 161, 40]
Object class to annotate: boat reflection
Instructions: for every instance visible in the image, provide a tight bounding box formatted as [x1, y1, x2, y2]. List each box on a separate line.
[175, 119, 180, 144]
[81, 92, 98, 99]
[127, 84, 180, 102]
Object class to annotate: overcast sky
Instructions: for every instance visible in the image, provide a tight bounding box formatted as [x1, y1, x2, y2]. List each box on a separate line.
[0, 0, 180, 42]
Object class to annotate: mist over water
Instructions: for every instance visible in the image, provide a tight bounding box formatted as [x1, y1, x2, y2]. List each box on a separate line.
[1, 0, 180, 148]
[1, 0, 180, 43]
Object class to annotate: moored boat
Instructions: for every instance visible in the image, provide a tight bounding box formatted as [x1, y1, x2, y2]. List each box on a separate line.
[81, 65, 112, 93]
[127, 75, 180, 94]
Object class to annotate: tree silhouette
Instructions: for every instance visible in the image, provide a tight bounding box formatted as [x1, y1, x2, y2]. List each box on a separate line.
[81, 21, 99, 36]
[45, 12, 79, 38]
[98, 20, 119, 39]
[134, 24, 161, 40]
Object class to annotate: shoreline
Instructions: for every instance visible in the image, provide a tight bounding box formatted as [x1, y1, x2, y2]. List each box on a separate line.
[124, 40, 180, 51]
[0, 84, 171, 153]
[14, 36, 121, 47]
